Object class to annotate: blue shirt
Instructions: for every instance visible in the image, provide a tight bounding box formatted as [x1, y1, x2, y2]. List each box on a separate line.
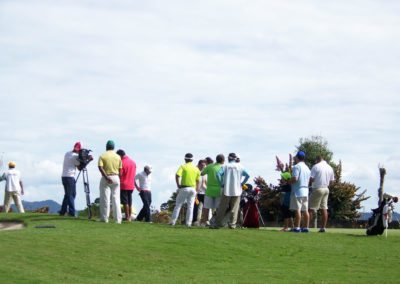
[291, 161, 311, 197]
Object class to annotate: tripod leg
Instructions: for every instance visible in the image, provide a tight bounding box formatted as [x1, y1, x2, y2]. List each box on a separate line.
[243, 205, 249, 224]
[255, 203, 265, 227]
[83, 169, 92, 219]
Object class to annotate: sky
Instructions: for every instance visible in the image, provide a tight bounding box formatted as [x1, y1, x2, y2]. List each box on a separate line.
[1, 0, 399, 213]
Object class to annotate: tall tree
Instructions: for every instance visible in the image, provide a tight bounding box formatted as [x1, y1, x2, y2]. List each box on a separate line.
[296, 135, 334, 169]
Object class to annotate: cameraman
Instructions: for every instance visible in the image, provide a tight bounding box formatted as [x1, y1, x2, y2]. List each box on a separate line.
[59, 142, 81, 217]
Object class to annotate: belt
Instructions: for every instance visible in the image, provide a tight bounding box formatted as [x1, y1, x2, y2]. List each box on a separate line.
[181, 185, 194, 188]
[106, 174, 118, 176]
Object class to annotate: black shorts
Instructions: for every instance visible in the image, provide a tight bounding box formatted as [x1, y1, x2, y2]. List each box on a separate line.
[120, 190, 133, 205]
[197, 193, 205, 203]
[281, 205, 294, 219]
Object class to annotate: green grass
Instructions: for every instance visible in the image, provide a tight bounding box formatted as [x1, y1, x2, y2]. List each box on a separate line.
[1, 213, 400, 283]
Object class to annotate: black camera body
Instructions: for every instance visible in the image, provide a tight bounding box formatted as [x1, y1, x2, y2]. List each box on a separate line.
[78, 149, 93, 169]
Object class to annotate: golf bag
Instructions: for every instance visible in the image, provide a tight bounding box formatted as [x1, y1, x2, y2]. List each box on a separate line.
[366, 194, 398, 236]
[241, 186, 263, 228]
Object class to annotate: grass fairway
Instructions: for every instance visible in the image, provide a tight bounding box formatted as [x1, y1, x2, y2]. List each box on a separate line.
[1, 214, 400, 283]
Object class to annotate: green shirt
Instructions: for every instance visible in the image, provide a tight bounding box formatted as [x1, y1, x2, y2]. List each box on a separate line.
[202, 163, 222, 197]
[176, 162, 200, 187]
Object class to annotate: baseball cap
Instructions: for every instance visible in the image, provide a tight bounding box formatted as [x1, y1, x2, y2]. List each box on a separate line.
[228, 153, 237, 159]
[296, 151, 306, 158]
[281, 172, 292, 181]
[106, 140, 115, 149]
[8, 161, 16, 168]
[184, 153, 193, 160]
[73, 142, 81, 151]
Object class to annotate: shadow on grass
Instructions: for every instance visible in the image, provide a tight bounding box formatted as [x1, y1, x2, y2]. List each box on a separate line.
[0, 213, 96, 224]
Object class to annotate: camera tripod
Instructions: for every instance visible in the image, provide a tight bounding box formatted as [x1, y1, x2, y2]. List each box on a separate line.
[76, 167, 92, 219]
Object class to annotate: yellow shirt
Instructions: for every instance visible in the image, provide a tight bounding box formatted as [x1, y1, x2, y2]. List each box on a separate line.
[176, 162, 200, 187]
[98, 150, 122, 175]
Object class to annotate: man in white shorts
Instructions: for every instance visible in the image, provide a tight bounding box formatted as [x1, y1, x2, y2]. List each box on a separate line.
[309, 155, 335, 232]
[289, 151, 311, 233]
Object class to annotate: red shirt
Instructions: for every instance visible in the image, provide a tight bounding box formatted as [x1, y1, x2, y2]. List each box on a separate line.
[119, 156, 136, 190]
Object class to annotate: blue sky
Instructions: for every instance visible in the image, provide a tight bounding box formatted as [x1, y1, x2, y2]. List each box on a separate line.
[1, 0, 399, 213]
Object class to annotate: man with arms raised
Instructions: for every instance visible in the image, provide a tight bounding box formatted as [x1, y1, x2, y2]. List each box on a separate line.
[309, 155, 335, 232]
[1, 161, 24, 213]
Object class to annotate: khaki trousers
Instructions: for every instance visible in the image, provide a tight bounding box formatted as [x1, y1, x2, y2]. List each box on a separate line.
[4, 191, 25, 213]
[215, 195, 240, 228]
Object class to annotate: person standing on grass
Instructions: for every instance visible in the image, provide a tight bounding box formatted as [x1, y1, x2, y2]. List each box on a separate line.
[289, 151, 311, 233]
[192, 159, 207, 226]
[309, 155, 335, 233]
[170, 153, 200, 227]
[279, 172, 294, 232]
[135, 165, 153, 222]
[212, 153, 250, 229]
[1, 161, 24, 213]
[117, 149, 136, 222]
[200, 154, 224, 226]
[59, 141, 81, 217]
[98, 140, 122, 224]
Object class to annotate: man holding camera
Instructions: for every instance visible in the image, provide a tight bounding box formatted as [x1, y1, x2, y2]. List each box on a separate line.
[60, 142, 81, 217]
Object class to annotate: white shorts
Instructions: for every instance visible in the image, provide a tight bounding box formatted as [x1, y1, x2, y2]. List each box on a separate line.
[290, 195, 308, 212]
[204, 196, 221, 209]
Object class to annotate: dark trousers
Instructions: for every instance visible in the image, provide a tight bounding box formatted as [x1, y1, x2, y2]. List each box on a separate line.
[137, 190, 152, 222]
[192, 194, 205, 222]
[61, 177, 76, 216]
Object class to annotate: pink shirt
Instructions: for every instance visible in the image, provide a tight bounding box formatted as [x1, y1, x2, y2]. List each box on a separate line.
[120, 156, 136, 190]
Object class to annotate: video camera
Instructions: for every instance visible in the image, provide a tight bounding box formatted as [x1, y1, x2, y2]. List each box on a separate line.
[78, 149, 93, 169]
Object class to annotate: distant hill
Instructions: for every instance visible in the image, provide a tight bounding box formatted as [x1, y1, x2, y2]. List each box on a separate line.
[358, 211, 400, 221]
[11, 200, 61, 214]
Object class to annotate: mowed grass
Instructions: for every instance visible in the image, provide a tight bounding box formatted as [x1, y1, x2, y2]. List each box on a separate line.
[1, 214, 400, 283]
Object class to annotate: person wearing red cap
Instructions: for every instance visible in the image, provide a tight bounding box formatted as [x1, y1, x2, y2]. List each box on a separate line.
[59, 142, 81, 217]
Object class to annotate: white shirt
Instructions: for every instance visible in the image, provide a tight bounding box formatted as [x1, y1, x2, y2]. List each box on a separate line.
[62, 151, 80, 177]
[198, 175, 207, 194]
[135, 171, 152, 191]
[221, 162, 246, 197]
[310, 160, 334, 189]
[1, 168, 22, 192]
